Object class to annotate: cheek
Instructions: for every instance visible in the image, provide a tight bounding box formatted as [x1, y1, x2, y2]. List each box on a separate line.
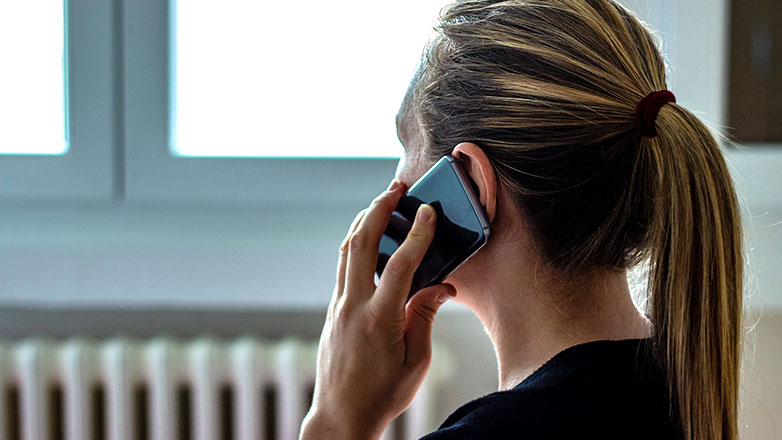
[394, 151, 429, 187]
[394, 162, 415, 188]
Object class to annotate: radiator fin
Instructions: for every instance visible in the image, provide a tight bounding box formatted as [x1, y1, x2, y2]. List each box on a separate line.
[0, 338, 451, 440]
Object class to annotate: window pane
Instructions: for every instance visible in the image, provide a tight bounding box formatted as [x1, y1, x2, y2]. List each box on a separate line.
[0, 1, 67, 155]
[173, 1, 444, 158]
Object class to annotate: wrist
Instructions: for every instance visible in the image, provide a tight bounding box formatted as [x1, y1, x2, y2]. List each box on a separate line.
[299, 408, 383, 440]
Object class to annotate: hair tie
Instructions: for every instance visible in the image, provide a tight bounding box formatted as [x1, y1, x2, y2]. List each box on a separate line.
[636, 90, 676, 138]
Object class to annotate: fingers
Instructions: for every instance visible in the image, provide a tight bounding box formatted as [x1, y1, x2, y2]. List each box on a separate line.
[334, 209, 367, 302]
[385, 213, 413, 247]
[404, 283, 456, 367]
[376, 252, 391, 282]
[373, 204, 437, 312]
[344, 180, 406, 297]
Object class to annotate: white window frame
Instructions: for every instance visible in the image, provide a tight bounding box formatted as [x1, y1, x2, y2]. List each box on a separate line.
[0, 0, 118, 202]
[120, 0, 782, 209]
[0, 0, 777, 208]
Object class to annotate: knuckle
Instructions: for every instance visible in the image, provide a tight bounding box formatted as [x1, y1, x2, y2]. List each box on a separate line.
[338, 238, 349, 256]
[347, 231, 368, 252]
[406, 228, 431, 244]
[335, 299, 353, 322]
[384, 255, 414, 281]
[340, 210, 366, 254]
[412, 301, 437, 323]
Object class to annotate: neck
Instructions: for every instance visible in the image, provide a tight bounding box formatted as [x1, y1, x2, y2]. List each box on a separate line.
[453, 258, 651, 391]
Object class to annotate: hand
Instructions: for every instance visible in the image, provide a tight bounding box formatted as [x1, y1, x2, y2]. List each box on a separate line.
[300, 179, 456, 440]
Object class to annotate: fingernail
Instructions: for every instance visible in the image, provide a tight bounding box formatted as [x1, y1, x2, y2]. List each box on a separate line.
[436, 293, 451, 303]
[416, 204, 433, 223]
[388, 179, 400, 191]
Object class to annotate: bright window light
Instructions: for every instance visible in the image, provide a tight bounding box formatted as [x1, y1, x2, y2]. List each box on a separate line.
[0, 2, 67, 155]
[172, 1, 445, 158]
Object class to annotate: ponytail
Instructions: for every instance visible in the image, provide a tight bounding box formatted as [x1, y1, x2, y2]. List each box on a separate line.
[647, 105, 743, 439]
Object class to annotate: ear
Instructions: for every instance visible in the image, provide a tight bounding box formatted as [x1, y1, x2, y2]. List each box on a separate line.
[452, 142, 497, 223]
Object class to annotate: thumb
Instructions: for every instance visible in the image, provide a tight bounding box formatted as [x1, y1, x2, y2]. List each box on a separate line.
[404, 283, 456, 367]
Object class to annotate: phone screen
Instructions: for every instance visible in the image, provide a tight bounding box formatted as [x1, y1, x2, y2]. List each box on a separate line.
[377, 156, 491, 301]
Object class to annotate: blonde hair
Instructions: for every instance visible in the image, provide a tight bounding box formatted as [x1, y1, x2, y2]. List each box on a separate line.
[402, 1, 743, 438]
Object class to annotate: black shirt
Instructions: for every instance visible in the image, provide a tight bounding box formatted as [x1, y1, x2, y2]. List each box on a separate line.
[420, 338, 678, 439]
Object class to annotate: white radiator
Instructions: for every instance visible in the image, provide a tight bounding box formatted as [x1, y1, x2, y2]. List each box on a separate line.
[0, 337, 452, 440]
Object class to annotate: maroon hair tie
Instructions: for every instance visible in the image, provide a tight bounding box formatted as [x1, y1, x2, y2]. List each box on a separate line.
[636, 90, 676, 138]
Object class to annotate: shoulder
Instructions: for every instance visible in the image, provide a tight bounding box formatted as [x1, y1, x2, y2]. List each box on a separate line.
[419, 387, 567, 439]
[420, 339, 677, 440]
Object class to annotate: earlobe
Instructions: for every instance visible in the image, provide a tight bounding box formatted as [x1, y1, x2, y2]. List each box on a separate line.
[452, 143, 497, 223]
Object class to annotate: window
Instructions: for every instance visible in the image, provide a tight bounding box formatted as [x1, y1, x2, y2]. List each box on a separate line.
[172, 0, 445, 158]
[0, 2, 67, 155]
[127, 0, 452, 203]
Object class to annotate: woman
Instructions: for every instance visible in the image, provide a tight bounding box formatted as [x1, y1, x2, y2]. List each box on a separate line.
[300, 0, 743, 438]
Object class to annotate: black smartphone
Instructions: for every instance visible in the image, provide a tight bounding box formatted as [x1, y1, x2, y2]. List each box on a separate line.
[376, 155, 492, 301]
